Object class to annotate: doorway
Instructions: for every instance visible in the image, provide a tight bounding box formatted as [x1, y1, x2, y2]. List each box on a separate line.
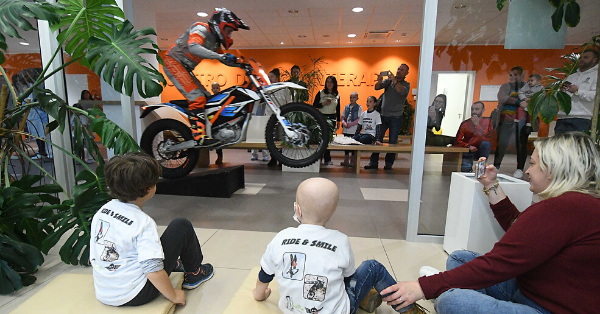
[429, 72, 476, 137]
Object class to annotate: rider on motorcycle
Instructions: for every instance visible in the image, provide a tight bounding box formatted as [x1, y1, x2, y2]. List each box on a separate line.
[163, 8, 249, 147]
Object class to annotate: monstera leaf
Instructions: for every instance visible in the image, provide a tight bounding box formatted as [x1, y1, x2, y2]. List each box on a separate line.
[87, 107, 141, 155]
[41, 166, 109, 266]
[86, 21, 166, 98]
[51, 0, 124, 59]
[0, 236, 44, 294]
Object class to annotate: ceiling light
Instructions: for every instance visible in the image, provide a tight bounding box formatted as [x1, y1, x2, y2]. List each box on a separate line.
[396, 39, 401, 42]
[280, 42, 285, 44]
[298, 35, 306, 38]
[349, 41, 353, 43]
[325, 41, 330, 43]
[288, 9, 298, 14]
[454, 5, 467, 9]
[197, 12, 208, 17]
[348, 34, 356, 38]
[352, 7, 363, 13]
[19, 42, 29, 46]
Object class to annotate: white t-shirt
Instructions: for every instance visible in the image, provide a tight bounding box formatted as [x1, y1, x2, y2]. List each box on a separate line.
[90, 199, 164, 306]
[358, 110, 382, 137]
[260, 224, 355, 314]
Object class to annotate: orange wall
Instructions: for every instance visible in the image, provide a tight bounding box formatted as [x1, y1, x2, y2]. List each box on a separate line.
[159, 45, 579, 137]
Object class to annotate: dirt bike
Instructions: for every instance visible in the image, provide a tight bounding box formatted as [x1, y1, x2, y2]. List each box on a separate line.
[139, 57, 329, 179]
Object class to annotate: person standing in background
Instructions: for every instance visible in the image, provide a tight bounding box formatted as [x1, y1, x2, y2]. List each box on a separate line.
[211, 82, 224, 165]
[313, 76, 340, 166]
[341, 92, 363, 167]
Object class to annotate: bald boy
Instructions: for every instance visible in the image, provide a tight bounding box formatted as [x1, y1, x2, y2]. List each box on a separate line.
[254, 178, 426, 314]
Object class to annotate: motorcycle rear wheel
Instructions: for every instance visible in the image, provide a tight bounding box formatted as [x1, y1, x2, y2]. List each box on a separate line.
[265, 102, 329, 168]
[140, 119, 199, 179]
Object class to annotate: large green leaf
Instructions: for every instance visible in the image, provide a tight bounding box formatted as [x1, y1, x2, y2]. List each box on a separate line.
[51, 0, 124, 59]
[556, 91, 572, 114]
[539, 93, 559, 124]
[0, 0, 60, 39]
[0, 236, 43, 274]
[85, 21, 166, 98]
[564, 1, 581, 27]
[0, 259, 21, 294]
[551, 4, 565, 32]
[88, 107, 140, 155]
[528, 90, 544, 126]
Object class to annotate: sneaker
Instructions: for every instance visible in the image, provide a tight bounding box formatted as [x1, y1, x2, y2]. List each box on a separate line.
[324, 161, 333, 165]
[397, 303, 429, 314]
[173, 259, 185, 272]
[364, 164, 378, 170]
[340, 161, 349, 166]
[250, 156, 258, 161]
[513, 169, 524, 179]
[384, 165, 392, 170]
[359, 288, 382, 313]
[196, 137, 220, 147]
[262, 157, 270, 162]
[215, 156, 223, 165]
[183, 263, 214, 289]
[419, 266, 441, 277]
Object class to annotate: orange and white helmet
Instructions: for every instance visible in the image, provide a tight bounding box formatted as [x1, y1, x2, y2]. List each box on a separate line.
[208, 8, 249, 50]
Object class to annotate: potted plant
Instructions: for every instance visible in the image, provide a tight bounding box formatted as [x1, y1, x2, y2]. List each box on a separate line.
[0, 0, 165, 293]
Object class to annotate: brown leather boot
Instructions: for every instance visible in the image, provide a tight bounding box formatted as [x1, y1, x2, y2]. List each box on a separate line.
[359, 288, 383, 313]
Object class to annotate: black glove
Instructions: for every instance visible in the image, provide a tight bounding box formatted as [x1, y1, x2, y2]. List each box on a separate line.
[221, 53, 237, 64]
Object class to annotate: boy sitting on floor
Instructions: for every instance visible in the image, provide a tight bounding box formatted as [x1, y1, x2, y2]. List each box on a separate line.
[90, 153, 213, 307]
[253, 178, 426, 314]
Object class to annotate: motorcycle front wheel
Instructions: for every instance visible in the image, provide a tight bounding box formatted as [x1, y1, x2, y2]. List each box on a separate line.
[140, 119, 199, 179]
[265, 102, 329, 168]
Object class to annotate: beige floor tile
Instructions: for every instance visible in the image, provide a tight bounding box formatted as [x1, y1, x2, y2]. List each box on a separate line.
[348, 237, 394, 276]
[174, 268, 250, 314]
[234, 183, 266, 195]
[360, 188, 409, 202]
[156, 226, 219, 246]
[382, 239, 448, 282]
[200, 229, 277, 270]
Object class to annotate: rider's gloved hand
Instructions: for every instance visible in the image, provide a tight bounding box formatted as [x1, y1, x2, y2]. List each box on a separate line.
[221, 53, 237, 65]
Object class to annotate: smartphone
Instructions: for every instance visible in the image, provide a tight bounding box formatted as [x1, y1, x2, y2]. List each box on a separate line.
[380, 71, 390, 77]
[475, 160, 486, 179]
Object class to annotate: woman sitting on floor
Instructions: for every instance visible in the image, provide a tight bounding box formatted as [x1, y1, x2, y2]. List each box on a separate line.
[381, 132, 600, 314]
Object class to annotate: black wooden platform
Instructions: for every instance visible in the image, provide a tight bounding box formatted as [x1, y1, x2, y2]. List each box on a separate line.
[156, 165, 245, 198]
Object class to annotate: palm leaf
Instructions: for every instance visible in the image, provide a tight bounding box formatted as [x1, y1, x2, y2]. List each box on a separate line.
[87, 107, 140, 155]
[51, 0, 124, 59]
[85, 21, 166, 98]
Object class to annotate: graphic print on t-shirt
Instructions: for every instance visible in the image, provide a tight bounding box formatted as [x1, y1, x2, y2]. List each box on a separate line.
[94, 220, 110, 244]
[282, 252, 305, 280]
[303, 274, 328, 301]
[100, 240, 119, 262]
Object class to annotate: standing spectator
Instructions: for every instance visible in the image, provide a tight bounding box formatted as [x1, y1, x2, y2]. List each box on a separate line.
[267, 68, 283, 167]
[513, 74, 544, 178]
[556, 49, 598, 133]
[81, 90, 93, 102]
[341, 92, 363, 166]
[353, 96, 382, 145]
[313, 76, 340, 166]
[18, 68, 53, 159]
[493, 66, 525, 172]
[454, 102, 493, 172]
[211, 82, 224, 165]
[365, 64, 410, 170]
[287, 65, 308, 102]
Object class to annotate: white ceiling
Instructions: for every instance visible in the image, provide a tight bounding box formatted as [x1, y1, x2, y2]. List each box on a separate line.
[3, 0, 599, 53]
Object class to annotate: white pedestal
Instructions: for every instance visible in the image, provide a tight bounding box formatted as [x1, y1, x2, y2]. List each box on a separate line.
[443, 173, 533, 255]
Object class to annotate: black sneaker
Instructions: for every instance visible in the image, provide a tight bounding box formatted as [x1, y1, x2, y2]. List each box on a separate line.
[173, 259, 184, 272]
[364, 164, 378, 170]
[196, 137, 220, 147]
[183, 263, 214, 289]
[384, 165, 392, 170]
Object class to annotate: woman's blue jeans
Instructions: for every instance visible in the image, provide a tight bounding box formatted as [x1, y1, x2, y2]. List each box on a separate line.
[435, 250, 551, 314]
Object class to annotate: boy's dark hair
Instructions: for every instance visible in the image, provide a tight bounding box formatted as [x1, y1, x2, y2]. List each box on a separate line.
[529, 74, 542, 81]
[291, 65, 300, 72]
[105, 152, 161, 202]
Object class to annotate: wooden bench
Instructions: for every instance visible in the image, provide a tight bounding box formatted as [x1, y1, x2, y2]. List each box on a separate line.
[229, 142, 469, 174]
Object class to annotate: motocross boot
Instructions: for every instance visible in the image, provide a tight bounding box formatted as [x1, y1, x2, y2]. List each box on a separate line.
[189, 111, 220, 147]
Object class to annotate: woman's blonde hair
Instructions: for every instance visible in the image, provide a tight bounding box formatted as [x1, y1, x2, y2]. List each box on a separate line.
[534, 132, 600, 199]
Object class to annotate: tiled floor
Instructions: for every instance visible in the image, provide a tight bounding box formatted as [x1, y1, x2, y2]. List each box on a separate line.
[0, 227, 448, 314]
[2, 149, 527, 313]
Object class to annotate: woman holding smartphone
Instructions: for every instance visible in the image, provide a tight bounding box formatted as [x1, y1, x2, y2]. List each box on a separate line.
[313, 76, 340, 165]
[380, 132, 600, 314]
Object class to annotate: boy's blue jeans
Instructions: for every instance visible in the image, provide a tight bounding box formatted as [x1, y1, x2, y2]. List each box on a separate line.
[435, 250, 551, 314]
[345, 260, 416, 314]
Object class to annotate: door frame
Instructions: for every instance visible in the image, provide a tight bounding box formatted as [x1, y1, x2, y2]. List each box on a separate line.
[430, 71, 476, 128]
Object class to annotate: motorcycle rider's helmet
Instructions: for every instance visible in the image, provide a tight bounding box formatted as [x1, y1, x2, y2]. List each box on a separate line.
[208, 8, 249, 50]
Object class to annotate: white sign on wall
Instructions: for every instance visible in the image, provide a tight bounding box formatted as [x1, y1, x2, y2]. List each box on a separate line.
[479, 85, 501, 102]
